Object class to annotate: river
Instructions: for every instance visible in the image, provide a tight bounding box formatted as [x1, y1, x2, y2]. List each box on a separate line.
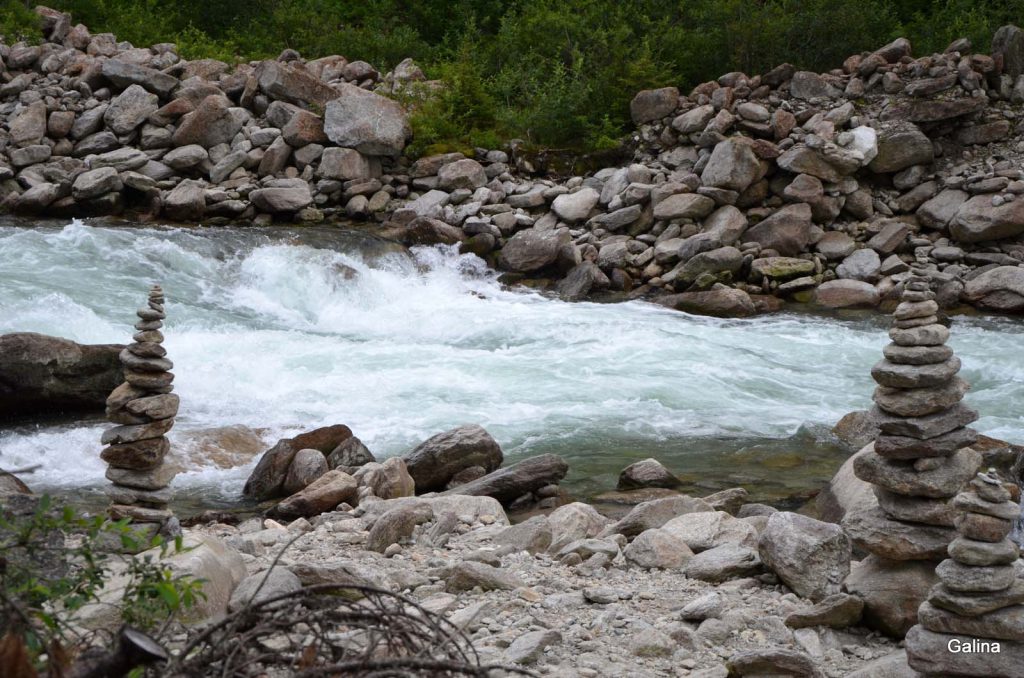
[2, 219, 1023, 509]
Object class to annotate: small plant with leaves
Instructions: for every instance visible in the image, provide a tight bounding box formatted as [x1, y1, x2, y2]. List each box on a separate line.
[0, 495, 205, 674]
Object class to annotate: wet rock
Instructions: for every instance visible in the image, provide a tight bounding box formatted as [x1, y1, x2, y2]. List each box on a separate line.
[440, 454, 568, 504]
[658, 287, 756, 318]
[0, 332, 123, 422]
[403, 424, 502, 493]
[498, 228, 571, 273]
[617, 458, 680, 490]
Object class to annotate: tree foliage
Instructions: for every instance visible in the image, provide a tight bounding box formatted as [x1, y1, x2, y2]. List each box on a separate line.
[1, 0, 1021, 149]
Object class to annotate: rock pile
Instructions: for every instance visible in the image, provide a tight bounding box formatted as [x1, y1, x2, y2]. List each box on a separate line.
[906, 469, 1024, 676]
[101, 284, 178, 527]
[845, 252, 981, 561]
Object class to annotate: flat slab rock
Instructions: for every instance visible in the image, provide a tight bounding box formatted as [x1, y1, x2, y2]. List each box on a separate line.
[842, 503, 955, 560]
[873, 377, 969, 418]
[871, 357, 960, 389]
[919, 600, 1024, 642]
[874, 426, 977, 460]
[872, 403, 978, 440]
[906, 625, 1024, 677]
[853, 446, 981, 499]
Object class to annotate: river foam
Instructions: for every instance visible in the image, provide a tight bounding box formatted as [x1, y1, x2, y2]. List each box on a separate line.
[2, 220, 1023, 503]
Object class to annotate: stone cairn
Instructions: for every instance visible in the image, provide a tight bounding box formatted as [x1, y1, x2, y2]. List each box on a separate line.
[100, 285, 178, 529]
[906, 469, 1024, 675]
[845, 249, 982, 562]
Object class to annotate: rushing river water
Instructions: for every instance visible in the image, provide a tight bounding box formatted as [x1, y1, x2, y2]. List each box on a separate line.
[2, 219, 1024, 509]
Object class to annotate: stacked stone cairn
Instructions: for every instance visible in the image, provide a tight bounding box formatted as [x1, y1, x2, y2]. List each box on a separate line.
[100, 285, 178, 529]
[845, 249, 982, 561]
[906, 469, 1024, 675]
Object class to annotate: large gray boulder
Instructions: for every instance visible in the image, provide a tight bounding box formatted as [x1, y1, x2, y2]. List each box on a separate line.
[498, 228, 570, 273]
[403, 424, 503, 493]
[758, 512, 851, 601]
[630, 87, 679, 124]
[103, 84, 158, 135]
[171, 95, 243, 148]
[101, 59, 179, 98]
[962, 266, 1024, 312]
[249, 185, 313, 213]
[868, 124, 933, 173]
[700, 138, 762, 192]
[243, 425, 354, 500]
[256, 60, 339, 107]
[950, 195, 1024, 243]
[324, 83, 411, 156]
[992, 25, 1024, 79]
[743, 203, 812, 257]
[0, 333, 123, 422]
[552, 188, 600, 223]
[439, 454, 568, 504]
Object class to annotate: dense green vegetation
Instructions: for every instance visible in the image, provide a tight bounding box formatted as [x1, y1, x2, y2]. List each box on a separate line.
[3, 0, 1024, 152]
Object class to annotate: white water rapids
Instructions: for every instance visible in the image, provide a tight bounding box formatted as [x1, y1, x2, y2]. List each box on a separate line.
[2, 220, 1023, 506]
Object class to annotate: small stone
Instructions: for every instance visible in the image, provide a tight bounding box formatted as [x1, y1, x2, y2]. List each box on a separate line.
[785, 593, 864, 629]
[955, 512, 1014, 542]
[948, 536, 1020, 566]
[936, 559, 1016, 593]
[888, 324, 950, 347]
[929, 579, 1024, 616]
[874, 426, 977, 459]
[871, 357, 960, 389]
[872, 377, 969, 418]
[952, 492, 1021, 521]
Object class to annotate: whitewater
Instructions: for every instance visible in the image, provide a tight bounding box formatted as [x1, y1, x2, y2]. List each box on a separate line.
[2, 220, 1023, 505]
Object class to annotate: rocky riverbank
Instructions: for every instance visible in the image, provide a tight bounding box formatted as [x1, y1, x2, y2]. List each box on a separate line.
[5, 10, 1024, 317]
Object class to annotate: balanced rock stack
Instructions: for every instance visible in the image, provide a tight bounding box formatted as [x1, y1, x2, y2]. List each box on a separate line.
[100, 285, 178, 525]
[906, 469, 1024, 676]
[845, 249, 982, 563]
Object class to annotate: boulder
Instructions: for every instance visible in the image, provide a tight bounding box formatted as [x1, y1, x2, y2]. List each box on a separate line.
[256, 60, 339, 107]
[700, 139, 762, 192]
[743, 203, 812, 256]
[843, 554, 939, 637]
[623, 528, 693, 569]
[962, 266, 1024, 313]
[617, 458, 680, 490]
[101, 59, 179, 98]
[658, 287, 756, 318]
[162, 179, 206, 221]
[604, 495, 714, 538]
[836, 249, 881, 282]
[281, 448, 328, 494]
[785, 593, 864, 629]
[437, 159, 487, 191]
[271, 469, 357, 519]
[552, 188, 600, 223]
[0, 333, 122, 422]
[950, 195, 1024, 242]
[726, 648, 823, 678]
[324, 83, 411, 156]
[249, 185, 313, 213]
[445, 561, 523, 592]
[9, 101, 47, 147]
[402, 424, 502, 493]
[171, 95, 243, 148]
[244, 425, 354, 500]
[813, 280, 880, 308]
[758, 512, 851, 601]
[992, 25, 1024, 79]
[661, 510, 758, 552]
[906, 625, 1024, 677]
[439, 454, 568, 504]
[365, 500, 433, 552]
[547, 502, 610, 552]
[685, 543, 761, 582]
[72, 167, 122, 201]
[104, 84, 159, 135]
[353, 457, 415, 499]
[653, 193, 716, 220]
[498, 228, 571, 273]
[868, 124, 933, 173]
[630, 87, 679, 124]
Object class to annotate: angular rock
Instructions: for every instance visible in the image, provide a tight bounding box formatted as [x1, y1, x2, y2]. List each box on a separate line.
[324, 83, 411, 156]
[403, 424, 502, 493]
[272, 469, 357, 519]
[623, 528, 693, 569]
[759, 512, 851, 601]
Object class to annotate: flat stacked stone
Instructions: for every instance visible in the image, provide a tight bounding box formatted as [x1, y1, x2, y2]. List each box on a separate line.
[101, 285, 178, 525]
[906, 469, 1024, 676]
[845, 249, 982, 561]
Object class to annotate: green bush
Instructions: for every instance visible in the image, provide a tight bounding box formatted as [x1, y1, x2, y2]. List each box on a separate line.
[0, 496, 204, 672]
[16, 0, 1024, 153]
